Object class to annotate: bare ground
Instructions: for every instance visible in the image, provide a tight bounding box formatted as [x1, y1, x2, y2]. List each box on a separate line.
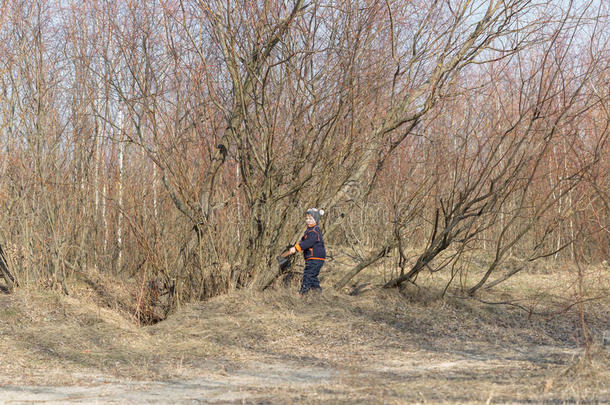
[0, 259, 608, 404]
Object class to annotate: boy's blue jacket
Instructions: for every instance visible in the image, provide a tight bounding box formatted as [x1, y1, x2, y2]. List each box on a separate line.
[295, 225, 326, 261]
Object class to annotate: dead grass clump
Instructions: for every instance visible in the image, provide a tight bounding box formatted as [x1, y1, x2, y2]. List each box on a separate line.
[542, 345, 610, 401]
[0, 286, 149, 384]
[563, 345, 610, 378]
[1, 285, 218, 383]
[66, 267, 171, 325]
[151, 287, 411, 369]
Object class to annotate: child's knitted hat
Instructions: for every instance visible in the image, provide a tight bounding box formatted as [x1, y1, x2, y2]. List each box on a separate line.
[305, 208, 325, 224]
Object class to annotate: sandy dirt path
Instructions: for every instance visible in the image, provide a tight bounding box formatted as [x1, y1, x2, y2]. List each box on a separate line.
[2, 362, 333, 404]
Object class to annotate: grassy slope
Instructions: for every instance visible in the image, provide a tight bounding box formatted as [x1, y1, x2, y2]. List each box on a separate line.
[0, 255, 608, 403]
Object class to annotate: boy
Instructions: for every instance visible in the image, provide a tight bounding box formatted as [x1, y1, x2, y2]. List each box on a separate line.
[287, 208, 326, 294]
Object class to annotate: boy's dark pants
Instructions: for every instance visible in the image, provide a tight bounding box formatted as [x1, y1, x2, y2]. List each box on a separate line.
[300, 260, 323, 294]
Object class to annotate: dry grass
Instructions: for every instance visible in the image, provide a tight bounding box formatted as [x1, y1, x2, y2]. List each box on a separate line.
[0, 253, 608, 403]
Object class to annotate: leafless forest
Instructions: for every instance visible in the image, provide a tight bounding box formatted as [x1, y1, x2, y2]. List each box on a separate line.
[0, 0, 608, 319]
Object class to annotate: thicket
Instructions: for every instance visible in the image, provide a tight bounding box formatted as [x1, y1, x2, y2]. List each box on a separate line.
[0, 1, 607, 317]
